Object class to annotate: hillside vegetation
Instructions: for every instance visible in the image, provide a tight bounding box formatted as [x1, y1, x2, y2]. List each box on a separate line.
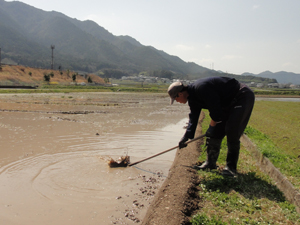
[0, 64, 280, 89]
[0, 65, 105, 85]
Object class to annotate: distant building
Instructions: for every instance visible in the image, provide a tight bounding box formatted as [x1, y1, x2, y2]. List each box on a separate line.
[268, 83, 279, 88]
[290, 84, 296, 89]
[256, 83, 264, 88]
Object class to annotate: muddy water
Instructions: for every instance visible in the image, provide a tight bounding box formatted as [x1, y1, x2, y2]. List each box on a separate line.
[0, 92, 189, 225]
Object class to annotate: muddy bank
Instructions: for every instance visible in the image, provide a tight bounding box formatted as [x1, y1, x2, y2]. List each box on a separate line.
[142, 113, 205, 225]
[0, 92, 189, 225]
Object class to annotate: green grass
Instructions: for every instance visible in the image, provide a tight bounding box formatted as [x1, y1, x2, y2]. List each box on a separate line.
[249, 101, 300, 159]
[0, 83, 169, 94]
[191, 140, 299, 224]
[191, 109, 300, 225]
[249, 100, 300, 189]
[1, 83, 300, 97]
[244, 126, 300, 189]
[2, 83, 300, 95]
[253, 89, 300, 96]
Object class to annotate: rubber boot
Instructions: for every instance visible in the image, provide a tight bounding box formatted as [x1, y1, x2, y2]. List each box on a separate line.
[195, 138, 222, 170]
[222, 141, 240, 177]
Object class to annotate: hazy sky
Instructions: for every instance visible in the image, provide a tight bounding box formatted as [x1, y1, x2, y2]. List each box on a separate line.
[7, 0, 300, 74]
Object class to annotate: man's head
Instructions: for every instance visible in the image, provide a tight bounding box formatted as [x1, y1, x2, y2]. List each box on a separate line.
[168, 81, 188, 104]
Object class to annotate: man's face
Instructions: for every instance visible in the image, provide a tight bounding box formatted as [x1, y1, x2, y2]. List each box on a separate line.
[175, 92, 188, 104]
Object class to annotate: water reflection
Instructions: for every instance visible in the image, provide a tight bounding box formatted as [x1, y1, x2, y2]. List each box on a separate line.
[0, 116, 187, 225]
[256, 97, 300, 102]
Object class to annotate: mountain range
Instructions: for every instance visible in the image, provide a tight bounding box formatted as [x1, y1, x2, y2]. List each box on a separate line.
[242, 71, 300, 85]
[0, 0, 211, 76]
[0, 0, 299, 84]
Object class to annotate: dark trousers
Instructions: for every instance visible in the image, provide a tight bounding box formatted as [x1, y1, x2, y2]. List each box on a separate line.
[212, 85, 255, 145]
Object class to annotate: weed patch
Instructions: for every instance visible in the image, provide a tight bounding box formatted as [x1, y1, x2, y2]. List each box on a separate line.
[191, 110, 299, 224]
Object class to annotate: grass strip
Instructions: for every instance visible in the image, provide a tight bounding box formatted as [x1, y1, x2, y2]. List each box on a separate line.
[191, 141, 299, 224]
[0, 84, 168, 94]
[249, 101, 300, 159]
[190, 112, 299, 224]
[244, 126, 300, 189]
[253, 89, 300, 96]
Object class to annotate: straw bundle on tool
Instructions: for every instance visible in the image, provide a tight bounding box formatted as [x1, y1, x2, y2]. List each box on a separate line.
[108, 155, 130, 167]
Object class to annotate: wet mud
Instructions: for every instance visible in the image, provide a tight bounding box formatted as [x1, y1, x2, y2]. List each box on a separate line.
[0, 92, 189, 225]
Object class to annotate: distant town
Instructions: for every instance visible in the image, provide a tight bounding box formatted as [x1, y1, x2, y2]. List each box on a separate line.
[120, 75, 300, 89]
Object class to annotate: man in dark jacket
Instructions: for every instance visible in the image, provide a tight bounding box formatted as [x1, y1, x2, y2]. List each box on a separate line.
[168, 77, 255, 176]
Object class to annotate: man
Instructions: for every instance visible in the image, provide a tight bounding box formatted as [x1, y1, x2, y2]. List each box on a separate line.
[168, 77, 255, 176]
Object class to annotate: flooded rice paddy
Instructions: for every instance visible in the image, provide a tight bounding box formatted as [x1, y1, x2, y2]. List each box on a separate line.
[0, 92, 189, 225]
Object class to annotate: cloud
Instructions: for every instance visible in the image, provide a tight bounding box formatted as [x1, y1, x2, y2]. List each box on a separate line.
[253, 5, 260, 10]
[205, 44, 211, 49]
[194, 58, 214, 65]
[297, 39, 300, 44]
[282, 62, 293, 67]
[222, 55, 242, 60]
[175, 44, 193, 51]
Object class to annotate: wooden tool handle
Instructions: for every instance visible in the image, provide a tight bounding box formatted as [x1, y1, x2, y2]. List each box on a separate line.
[128, 134, 206, 167]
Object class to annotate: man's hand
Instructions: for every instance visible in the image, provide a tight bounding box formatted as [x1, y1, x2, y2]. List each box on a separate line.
[205, 125, 216, 138]
[179, 136, 188, 149]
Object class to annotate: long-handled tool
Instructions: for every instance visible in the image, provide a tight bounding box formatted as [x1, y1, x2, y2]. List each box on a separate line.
[128, 134, 206, 167]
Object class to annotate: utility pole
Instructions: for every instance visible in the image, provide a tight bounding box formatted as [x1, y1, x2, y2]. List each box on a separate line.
[51, 45, 55, 69]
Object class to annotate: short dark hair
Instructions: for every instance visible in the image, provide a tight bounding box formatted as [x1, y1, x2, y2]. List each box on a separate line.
[180, 85, 188, 92]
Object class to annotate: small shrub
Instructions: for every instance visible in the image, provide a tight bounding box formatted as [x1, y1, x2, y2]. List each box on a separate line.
[191, 213, 226, 225]
[44, 74, 51, 82]
[104, 77, 109, 83]
[72, 73, 77, 82]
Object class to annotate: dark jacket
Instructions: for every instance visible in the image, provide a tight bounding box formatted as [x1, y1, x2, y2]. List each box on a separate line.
[184, 77, 240, 139]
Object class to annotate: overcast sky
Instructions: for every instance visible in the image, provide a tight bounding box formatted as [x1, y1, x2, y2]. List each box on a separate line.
[8, 0, 300, 74]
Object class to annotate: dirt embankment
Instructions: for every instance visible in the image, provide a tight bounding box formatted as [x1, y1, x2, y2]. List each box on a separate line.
[0, 65, 105, 85]
[142, 112, 205, 225]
